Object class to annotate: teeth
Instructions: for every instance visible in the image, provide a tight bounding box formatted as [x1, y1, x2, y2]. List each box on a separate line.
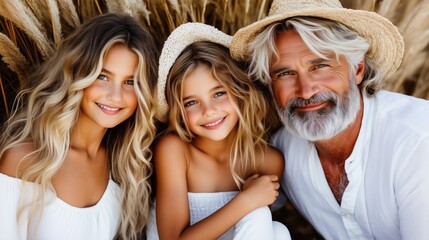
[205, 118, 223, 127]
[98, 103, 119, 111]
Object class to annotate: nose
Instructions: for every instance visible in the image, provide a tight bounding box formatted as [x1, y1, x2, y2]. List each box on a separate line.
[295, 72, 319, 100]
[106, 82, 123, 102]
[202, 100, 218, 117]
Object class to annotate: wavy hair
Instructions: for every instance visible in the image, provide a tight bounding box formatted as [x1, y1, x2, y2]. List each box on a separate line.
[165, 42, 268, 188]
[249, 16, 382, 97]
[0, 13, 158, 239]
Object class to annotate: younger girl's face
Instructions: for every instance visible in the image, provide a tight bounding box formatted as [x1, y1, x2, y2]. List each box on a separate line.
[80, 44, 138, 129]
[182, 64, 239, 142]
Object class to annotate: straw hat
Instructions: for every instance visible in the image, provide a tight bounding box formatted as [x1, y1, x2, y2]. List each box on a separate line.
[157, 22, 232, 121]
[230, 0, 404, 80]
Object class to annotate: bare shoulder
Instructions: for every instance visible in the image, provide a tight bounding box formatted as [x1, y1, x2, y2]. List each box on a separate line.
[0, 142, 35, 177]
[154, 133, 189, 164]
[156, 133, 186, 148]
[259, 146, 285, 178]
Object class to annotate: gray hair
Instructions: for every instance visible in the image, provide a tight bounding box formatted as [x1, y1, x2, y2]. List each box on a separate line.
[249, 16, 382, 96]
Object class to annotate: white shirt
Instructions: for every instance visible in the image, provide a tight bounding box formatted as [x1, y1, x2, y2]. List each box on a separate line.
[0, 173, 121, 240]
[271, 91, 429, 239]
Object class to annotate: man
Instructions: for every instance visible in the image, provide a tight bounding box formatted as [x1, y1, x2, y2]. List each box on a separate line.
[230, 0, 429, 239]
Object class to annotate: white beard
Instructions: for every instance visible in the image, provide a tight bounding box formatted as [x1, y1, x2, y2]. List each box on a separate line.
[276, 78, 361, 141]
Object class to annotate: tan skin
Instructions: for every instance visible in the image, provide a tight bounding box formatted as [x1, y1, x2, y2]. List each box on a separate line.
[316, 98, 363, 201]
[270, 30, 365, 203]
[155, 135, 283, 240]
[155, 65, 284, 240]
[0, 44, 138, 208]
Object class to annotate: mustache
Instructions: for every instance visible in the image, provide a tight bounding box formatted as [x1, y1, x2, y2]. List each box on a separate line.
[286, 92, 338, 113]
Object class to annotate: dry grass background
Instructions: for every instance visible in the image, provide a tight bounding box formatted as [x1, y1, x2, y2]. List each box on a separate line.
[0, 0, 428, 239]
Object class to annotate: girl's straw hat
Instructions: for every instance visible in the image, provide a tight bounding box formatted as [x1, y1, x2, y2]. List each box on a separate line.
[157, 22, 232, 121]
[230, 0, 404, 80]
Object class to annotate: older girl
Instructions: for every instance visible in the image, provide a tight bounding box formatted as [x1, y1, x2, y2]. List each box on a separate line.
[0, 13, 158, 239]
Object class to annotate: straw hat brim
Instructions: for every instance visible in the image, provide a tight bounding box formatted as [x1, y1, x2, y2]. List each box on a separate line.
[156, 22, 232, 121]
[230, 8, 404, 80]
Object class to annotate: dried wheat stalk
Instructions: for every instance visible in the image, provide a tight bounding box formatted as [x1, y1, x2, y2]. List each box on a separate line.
[0, 32, 28, 86]
[57, 0, 80, 29]
[0, 0, 53, 59]
[0, 0, 428, 121]
[46, 0, 63, 46]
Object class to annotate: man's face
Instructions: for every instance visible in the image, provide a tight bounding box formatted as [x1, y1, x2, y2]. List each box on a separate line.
[269, 30, 364, 141]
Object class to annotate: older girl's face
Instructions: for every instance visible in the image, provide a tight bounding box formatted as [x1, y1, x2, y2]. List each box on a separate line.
[80, 44, 138, 129]
[181, 64, 239, 142]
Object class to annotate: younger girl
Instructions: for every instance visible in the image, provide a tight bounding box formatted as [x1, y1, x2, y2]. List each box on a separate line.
[0, 13, 158, 239]
[146, 23, 291, 240]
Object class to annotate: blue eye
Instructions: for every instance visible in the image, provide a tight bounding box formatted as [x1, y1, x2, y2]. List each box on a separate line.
[315, 63, 329, 69]
[124, 80, 134, 85]
[97, 75, 108, 81]
[277, 71, 293, 78]
[214, 91, 226, 98]
[184, 100, 197, 107]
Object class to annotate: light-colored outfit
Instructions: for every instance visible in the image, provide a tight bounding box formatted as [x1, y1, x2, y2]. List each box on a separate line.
[272, 91, 429, 239]
[0, 173, 121, 240]
[146, 191, 290, 240]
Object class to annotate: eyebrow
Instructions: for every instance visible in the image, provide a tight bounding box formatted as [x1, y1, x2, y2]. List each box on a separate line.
[270, 66, 290, 76]
[310, 58, 327, 64]
[101, 68, 135, 79]
[182, 85, 224, 101]
[270, 58, 328, 75]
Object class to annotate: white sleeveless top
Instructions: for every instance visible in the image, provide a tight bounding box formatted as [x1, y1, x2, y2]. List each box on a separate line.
[0, 173, 122, 240]
[146, 191, 239, 240]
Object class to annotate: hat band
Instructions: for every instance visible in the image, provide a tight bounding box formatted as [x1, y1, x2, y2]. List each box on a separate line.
[269, 0, 342, 16]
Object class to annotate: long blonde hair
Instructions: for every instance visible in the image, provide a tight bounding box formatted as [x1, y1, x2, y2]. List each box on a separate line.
[0, 13, 158, 239]
[165, 42, 268, 188]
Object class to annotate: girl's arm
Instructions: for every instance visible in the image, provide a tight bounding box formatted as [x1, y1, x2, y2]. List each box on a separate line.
[155, 134, 279, 240]
[259, 146, 285, 179]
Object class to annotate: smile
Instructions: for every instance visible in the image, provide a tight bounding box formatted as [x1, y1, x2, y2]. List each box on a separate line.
[97, 103, 120, 112]
[203, 117, 225, 127]
[295, 102, 327, 112]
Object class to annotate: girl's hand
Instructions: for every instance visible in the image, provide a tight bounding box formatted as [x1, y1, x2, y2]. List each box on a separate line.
[239, 174, 280, 209]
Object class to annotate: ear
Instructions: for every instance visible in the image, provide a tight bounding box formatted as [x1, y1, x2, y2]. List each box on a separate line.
[354, 60, 365, 85]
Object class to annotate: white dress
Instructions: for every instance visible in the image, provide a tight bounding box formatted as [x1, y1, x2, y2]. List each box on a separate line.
[188, 191, 239, 227]
[146, 191, 238, 240]
[146, 191, 291, 240]
[0, 173, 122, 240]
